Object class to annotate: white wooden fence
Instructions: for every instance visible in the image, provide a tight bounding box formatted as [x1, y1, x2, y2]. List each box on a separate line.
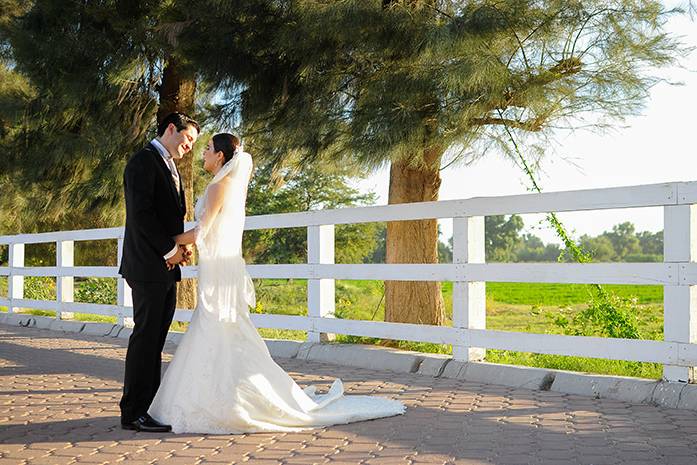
[1, 181, 697, 383]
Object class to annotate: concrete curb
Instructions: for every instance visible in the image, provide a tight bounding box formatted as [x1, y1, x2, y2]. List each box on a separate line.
[676, 384, 697, 410]
[49, 320, 86, 333]
[415, 353, 451, 377]
[2, 313, 34, 327]
[81, 323, 118, 337]
[550, 371, 658, 403]
[652, 381, 685, 408]
[265, 340, 302, 359]
[296, 343, 424, 373]
[442, 360, 467, 379]
[115, 327, 133, 340]
[32, 316, 54, 329]
[3, 318, 697, 412]
[296, 342, 316, 360]
[460, 361, 554, 390]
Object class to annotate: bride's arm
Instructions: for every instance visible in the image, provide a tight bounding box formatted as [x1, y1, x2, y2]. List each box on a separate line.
[173, 228, 196, 245]
[173, 182, 227, 245]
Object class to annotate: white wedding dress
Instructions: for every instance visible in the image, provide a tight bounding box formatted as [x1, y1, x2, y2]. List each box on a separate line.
[148, 152, 405, 434]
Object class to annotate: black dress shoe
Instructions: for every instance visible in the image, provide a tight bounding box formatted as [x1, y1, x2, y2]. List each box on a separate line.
[121, 414, 172, 432]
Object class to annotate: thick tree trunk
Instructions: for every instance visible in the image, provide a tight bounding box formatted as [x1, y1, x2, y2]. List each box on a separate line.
[157, 57, 197, 312]
[384, 147, 445, 325]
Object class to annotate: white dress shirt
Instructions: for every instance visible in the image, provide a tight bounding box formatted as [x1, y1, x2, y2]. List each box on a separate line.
[150, 138, 180, 261]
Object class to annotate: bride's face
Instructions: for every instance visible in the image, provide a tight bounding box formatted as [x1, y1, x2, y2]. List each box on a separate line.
[202, 140, 224, 173]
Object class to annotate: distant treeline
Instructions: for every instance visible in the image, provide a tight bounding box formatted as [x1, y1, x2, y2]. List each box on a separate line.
[434, 215, 663, 263]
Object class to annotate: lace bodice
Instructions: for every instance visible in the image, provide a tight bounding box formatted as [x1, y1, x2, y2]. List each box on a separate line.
[191, 151, 256, 323]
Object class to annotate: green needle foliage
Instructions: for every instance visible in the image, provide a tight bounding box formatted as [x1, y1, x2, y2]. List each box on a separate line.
[186, 0, 688, 169]
[2, 1, 688, 226]
[0, 0, 191, 232]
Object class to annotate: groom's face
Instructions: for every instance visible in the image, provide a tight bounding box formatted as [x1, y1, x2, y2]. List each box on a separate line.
[163, 123, 199, 159]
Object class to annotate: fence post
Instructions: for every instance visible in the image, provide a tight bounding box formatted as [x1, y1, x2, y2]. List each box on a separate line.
[8, 242, 24, 314]
[56, 240, 74, 320]
[307, 225, 335, 343]
[663, 204, 697, 382]
[452, 216, 486, 361]
[117, 238, 132, 327]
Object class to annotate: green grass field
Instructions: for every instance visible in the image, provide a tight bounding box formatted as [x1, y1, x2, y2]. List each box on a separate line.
[1, 276, 666, 379]
[252, 279, 664, 379]
[484, 282, 662, 305]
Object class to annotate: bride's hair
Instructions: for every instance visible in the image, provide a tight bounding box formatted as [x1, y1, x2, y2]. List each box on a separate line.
[212, 133, 241, 164]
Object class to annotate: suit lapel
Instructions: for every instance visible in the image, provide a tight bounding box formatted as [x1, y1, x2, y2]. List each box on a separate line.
[147, 144, 185, 214]
[176, 164, 186, 214]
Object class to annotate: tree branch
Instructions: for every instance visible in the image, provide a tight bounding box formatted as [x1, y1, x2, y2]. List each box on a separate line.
[470, 116, 545, 132]
[500, 56, 583, 108]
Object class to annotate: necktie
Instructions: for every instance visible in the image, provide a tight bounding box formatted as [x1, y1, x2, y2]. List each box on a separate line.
[165, 156, 181, 193]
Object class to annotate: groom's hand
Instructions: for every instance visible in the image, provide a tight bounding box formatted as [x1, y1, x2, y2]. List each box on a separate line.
[165, 246, 185, 270]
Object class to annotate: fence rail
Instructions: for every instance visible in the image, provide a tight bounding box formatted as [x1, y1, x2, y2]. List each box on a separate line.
[1, 181, 696, 382]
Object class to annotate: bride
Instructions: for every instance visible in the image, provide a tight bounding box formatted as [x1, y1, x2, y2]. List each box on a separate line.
[148, 133, 405, 434]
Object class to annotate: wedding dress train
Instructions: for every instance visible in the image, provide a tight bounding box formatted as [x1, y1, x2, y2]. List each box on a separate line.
[148, 151, 405, 434]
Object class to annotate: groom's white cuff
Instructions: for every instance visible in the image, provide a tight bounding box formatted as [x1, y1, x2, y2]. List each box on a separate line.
[163, 245, 178, 260]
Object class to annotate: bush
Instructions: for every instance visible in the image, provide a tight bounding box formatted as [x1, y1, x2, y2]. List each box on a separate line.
[24, 276, 55, 301]
[546, 291, 643, 339]
[75, 278, 117, 305]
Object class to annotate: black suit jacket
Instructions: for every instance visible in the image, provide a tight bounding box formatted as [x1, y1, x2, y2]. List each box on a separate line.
[118, 143, 186, 282]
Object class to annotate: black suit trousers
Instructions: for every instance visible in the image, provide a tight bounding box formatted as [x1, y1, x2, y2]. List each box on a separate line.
[119, 279, 177, 423]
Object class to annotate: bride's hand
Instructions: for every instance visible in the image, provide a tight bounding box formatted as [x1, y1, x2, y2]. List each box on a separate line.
[182, 244, 194, 261]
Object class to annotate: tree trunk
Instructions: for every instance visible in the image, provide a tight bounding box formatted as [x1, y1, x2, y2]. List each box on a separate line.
[384, 147, 445, 325]
[157, 57, 197, 312]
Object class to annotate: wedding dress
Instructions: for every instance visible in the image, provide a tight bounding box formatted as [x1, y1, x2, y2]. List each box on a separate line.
[148, 151, 405, 434]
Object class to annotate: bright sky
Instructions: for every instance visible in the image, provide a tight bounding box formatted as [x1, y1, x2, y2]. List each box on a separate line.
[353, 2, 697, 245]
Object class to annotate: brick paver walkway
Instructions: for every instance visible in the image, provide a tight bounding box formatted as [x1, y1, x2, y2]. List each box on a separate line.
[1, 325, 697, 465]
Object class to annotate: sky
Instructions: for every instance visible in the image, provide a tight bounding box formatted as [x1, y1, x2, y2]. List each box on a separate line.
[352, 2, 697, 245]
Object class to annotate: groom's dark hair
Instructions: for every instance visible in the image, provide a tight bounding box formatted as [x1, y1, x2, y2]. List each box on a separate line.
[157, 112, 201, 137]
[212, 133, 241, 164]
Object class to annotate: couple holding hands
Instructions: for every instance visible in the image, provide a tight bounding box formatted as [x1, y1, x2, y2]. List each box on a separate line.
[118, 112, 405, 434]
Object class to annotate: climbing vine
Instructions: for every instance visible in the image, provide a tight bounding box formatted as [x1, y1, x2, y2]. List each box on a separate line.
[499, 115, 643, 340]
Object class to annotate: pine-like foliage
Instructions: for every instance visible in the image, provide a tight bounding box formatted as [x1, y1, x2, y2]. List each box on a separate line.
[0, 0, 688, 237]
[186, 0, 686, 170]
[0, 1, 170, 231]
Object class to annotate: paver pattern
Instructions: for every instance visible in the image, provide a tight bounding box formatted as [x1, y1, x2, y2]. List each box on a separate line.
[2, 324, 697, 465]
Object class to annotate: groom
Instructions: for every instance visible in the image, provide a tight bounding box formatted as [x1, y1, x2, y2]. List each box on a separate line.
[118, 112, 200, 432]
